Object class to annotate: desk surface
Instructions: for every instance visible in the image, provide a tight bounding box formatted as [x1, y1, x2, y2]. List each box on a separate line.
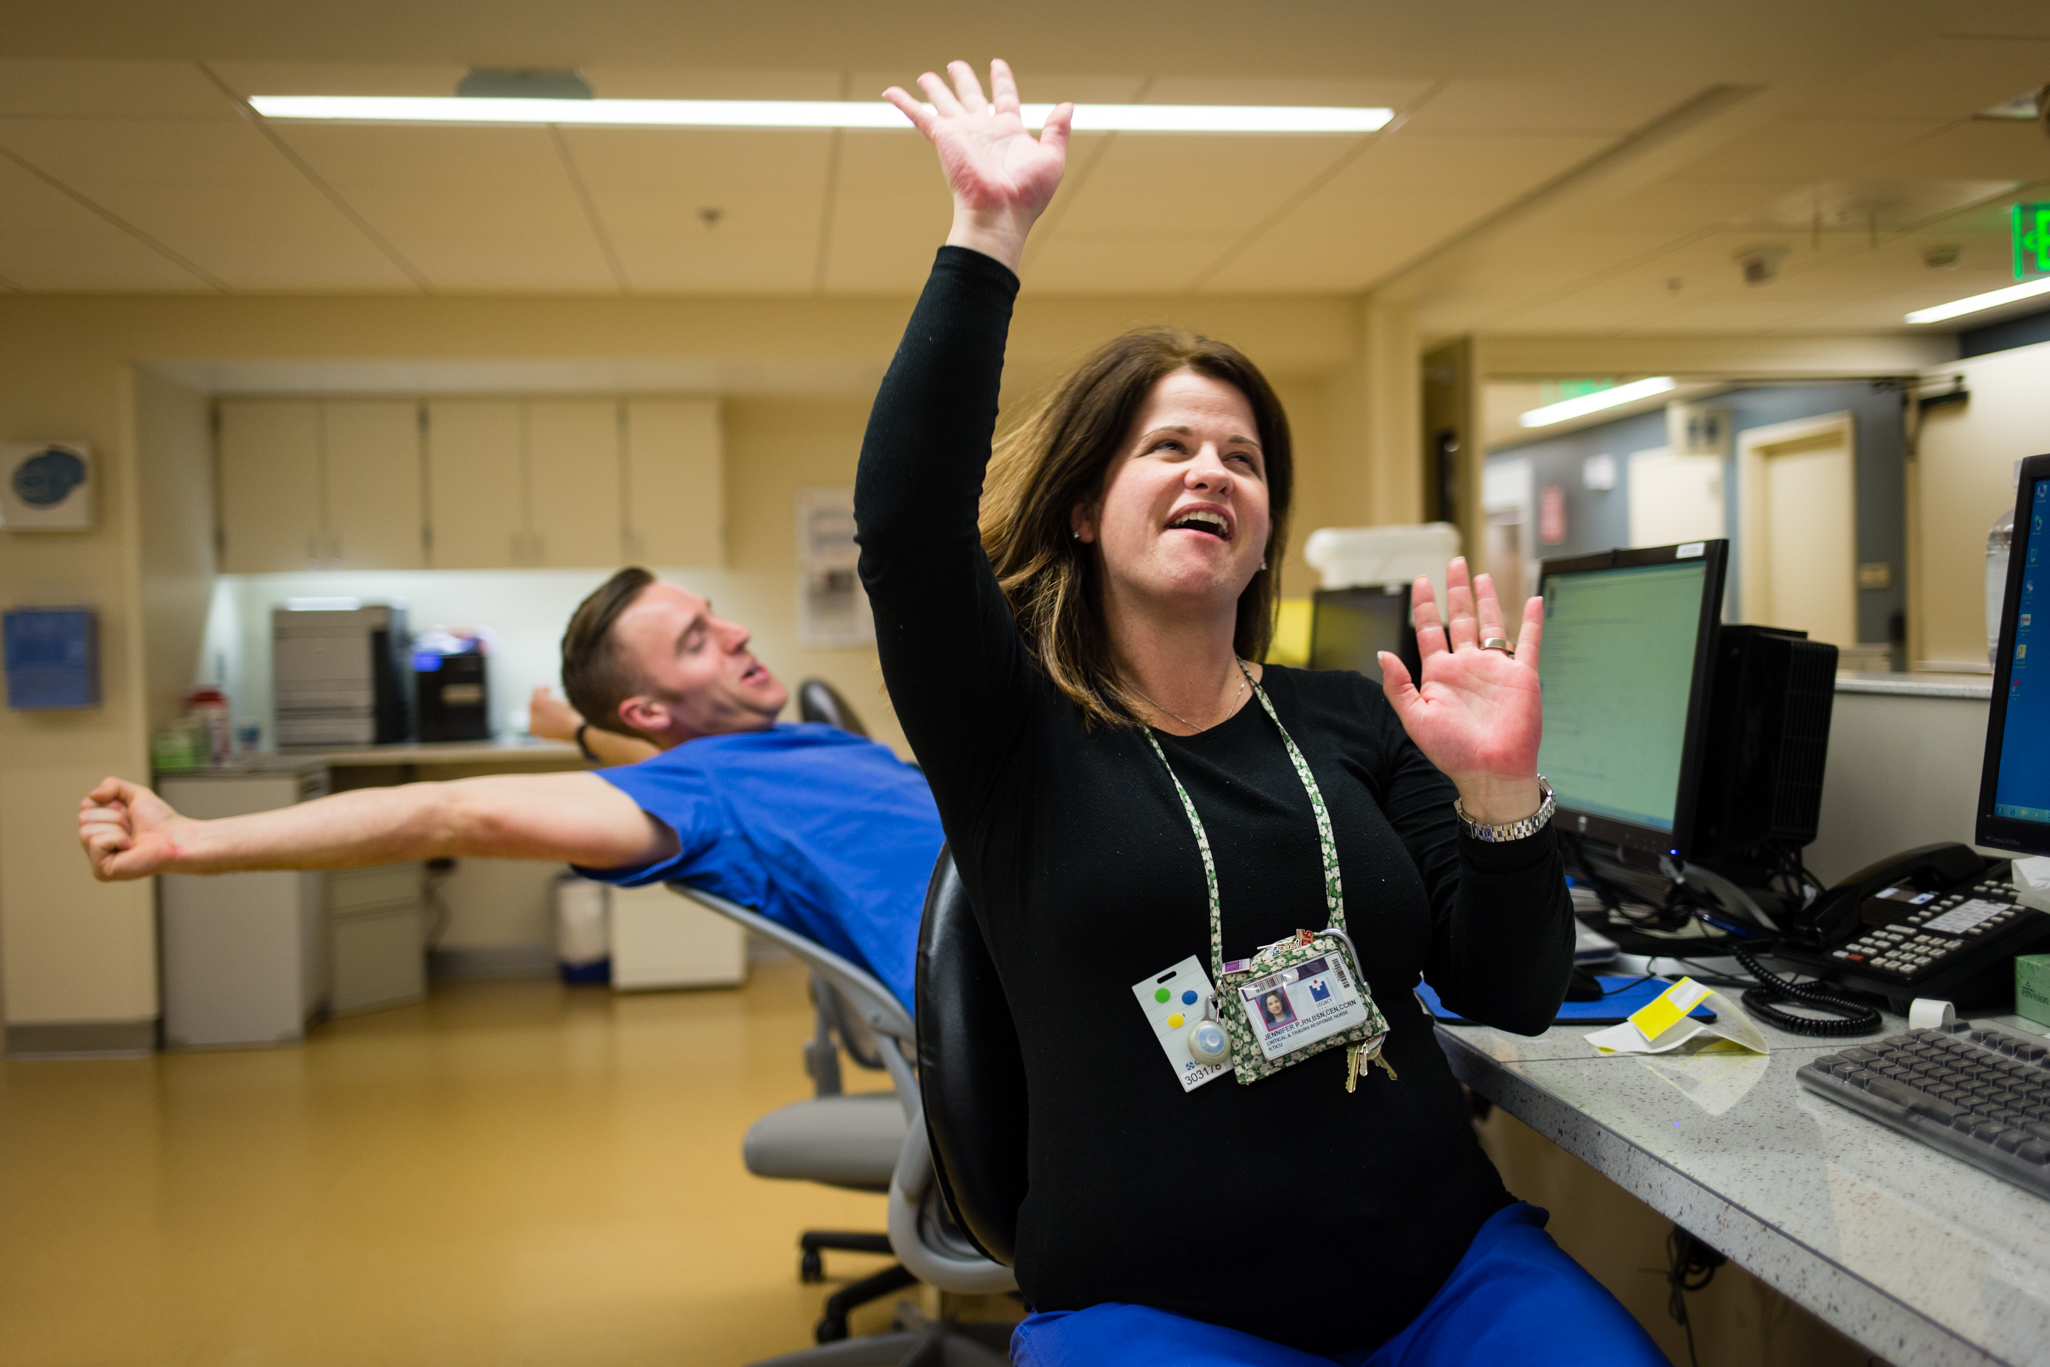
[1439, 1008, 2050, 1367]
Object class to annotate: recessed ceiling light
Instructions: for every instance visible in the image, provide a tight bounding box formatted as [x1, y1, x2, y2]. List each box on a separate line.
[247, 95, 1395, 134]
[1519, 377, 1677, 428]
[1905, 276, 2050, 324]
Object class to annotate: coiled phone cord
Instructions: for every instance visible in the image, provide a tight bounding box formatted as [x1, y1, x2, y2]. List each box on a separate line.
[1729, 944, 1883, 1037]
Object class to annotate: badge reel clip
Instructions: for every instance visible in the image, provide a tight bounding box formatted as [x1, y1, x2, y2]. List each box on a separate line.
[1187, 992, 1231, 1067]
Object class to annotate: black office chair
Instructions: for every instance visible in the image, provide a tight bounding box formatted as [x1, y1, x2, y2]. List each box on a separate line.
[915, 848, 1029, 1269]
[798, 678, 869, 737]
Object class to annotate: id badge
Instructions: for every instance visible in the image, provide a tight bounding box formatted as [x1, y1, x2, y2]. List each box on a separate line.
[1235, 951, 1372, 1063]
[1130, 956, 1228, 1092]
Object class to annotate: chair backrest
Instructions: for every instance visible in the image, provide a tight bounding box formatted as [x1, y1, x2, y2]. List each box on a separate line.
[797, 678, 869, 737]
[670, 883, 919, 1108]
[914, 847, 1029, 1267]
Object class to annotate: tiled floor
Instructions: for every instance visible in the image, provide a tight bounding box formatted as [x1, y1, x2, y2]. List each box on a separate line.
[0, 961, 903, 1367]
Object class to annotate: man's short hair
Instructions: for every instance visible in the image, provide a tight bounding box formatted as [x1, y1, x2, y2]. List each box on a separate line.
[562, 567, 657, 738]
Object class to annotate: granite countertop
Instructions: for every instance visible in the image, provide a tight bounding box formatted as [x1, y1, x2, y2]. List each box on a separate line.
[1440, 1009, 2050, 1366]
[1837, 672, 1994, 701]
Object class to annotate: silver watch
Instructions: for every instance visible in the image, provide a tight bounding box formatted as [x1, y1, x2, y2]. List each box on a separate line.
[1453, 776, 1556, 844]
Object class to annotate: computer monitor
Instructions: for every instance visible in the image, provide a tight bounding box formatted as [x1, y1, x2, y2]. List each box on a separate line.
[1535, 540, 1728, 862]
[1977, 451, 2050, 857]
[1308, 585, 1420, 687]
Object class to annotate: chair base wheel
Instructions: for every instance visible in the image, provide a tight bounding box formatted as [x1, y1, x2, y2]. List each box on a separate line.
[800, 1250, 824, 1283]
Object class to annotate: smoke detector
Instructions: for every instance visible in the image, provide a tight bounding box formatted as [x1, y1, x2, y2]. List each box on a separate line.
[1923, 244, 1964, 270]
[1735, 244, 1790, 286]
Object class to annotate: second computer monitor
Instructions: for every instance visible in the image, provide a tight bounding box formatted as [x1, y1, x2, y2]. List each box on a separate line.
[1977, 452, 2050, 857]
[1535, 540, 1728, 861]
[1309, 585, 1421, 687]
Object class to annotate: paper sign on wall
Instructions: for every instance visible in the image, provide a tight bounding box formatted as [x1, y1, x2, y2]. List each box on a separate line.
[795, 487, 873, 648]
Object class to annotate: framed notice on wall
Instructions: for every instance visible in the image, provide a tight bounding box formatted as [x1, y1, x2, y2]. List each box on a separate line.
[795, 487, 873, 648]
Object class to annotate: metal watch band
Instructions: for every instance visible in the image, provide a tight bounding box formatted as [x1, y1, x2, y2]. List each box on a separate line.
[1453, 776, 1556, 844]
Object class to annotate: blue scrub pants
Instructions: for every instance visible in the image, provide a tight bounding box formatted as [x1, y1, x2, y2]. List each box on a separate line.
[1009, 1203, 1668, 1367]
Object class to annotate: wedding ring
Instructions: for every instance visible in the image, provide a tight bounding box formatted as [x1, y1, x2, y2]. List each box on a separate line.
[1480, 637, 1515, 655]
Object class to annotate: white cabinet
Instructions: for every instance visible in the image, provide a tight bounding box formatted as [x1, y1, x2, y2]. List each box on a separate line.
[626, 398, 724, 566]
[218, 400, 324, 572]
[221, 394, 724, 573]
[158, 769, 330, 1047]
[218, 399, 425, 572]
[327, 862, 426, 1015]
[528, 399, 625, 567]
[323, 401, 425, 570]
[425, 400, 526, 568]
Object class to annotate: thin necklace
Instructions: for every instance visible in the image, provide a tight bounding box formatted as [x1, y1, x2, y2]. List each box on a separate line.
[1130, 661, 1249, 734]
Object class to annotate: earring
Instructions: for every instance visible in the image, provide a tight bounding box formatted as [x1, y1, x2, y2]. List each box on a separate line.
[1072, 530, 1081, 540]
[1260, 559, 1268, 571]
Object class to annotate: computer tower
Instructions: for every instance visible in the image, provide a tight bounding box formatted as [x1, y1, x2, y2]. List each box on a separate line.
[415, 647, 490, 742]
[273, 606, 411, 748]
[1690, 624, 1838, 874]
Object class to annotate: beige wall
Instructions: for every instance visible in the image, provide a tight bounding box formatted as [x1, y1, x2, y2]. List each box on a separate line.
[1910, 339, 2050, 670]
[0, 285, 1397, 1027]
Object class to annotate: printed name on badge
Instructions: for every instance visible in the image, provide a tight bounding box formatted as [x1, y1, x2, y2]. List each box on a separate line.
[1236, 953, 1373, 1063]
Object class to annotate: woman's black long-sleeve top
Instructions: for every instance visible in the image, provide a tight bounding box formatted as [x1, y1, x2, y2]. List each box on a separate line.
[855, 246, 1574, 1356]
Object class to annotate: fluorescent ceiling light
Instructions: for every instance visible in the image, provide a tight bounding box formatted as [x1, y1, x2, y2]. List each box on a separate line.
[1905, 276, 2050, 325]
[248, 95, 1393, 134]
[1519, 377, 1677, 428]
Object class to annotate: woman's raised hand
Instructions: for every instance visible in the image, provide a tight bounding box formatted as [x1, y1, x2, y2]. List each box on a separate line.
[1377, 557, 1546, 826]
[884, 59, 1071, 273]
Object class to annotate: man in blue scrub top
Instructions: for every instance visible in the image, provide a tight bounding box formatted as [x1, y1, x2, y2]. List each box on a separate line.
[76, 568, 940, 1009]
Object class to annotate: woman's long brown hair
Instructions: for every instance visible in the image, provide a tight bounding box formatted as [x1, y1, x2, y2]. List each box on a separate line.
[979, 328, 1294, 729]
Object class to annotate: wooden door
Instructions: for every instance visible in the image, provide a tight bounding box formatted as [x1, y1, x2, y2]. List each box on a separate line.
[425, 400, 526, 568]
[217, 400, 324, 572]
[526, 399, 623, 568]
[1741, 416, 1857, 646]
[322, 401, 425, 570]
[624, 398, 724, 566]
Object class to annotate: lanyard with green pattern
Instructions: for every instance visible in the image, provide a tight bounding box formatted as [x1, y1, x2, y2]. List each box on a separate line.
[1139, 660, 1344, 985]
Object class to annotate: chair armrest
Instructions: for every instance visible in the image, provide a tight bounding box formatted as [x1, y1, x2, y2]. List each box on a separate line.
[887, 1105, 1018, 1295]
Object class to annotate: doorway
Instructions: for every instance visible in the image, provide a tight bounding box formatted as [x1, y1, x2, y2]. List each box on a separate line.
[1738, 413, 1857, 646]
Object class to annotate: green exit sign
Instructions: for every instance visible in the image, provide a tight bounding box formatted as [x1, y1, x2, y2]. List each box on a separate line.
[2017, 203, 2050, 281]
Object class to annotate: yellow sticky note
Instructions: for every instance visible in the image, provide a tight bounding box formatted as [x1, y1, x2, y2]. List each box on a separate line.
[1629, 977, 1711, 1044]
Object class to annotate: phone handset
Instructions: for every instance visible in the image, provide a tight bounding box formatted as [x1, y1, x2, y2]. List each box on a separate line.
[1789, 842, 1990, 950]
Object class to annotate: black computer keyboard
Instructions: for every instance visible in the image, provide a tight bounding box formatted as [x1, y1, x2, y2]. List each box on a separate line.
[1797, 1022, 2050, 1200]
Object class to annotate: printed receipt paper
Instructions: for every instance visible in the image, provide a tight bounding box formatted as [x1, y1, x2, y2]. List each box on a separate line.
[1585, 977, 1769, 1056]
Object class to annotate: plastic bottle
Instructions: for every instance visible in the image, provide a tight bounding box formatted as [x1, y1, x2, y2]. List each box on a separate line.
[187, 686, 232, 766]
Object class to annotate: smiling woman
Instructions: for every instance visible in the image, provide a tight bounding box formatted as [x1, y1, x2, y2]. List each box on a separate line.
[852, 59, 1658, 1367]
[979, 327, 1293, 729]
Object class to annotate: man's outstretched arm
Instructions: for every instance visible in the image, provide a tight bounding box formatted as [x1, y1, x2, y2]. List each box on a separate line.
[78, 772, 677, 881]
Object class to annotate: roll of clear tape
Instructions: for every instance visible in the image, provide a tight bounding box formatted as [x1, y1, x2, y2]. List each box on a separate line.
[1908, 998, 1956, 1031]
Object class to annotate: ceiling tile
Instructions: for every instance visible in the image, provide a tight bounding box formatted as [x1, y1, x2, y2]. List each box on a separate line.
[1140, 76, 1438, 109]
[0, 154, 212, 290]
[1401, 80, 1700, 134]
[1676, 118, 1950, 181]
[1857, 120, 2050, 184]
[560, 127, 830, 290]
[1045, 134, 1367, 244]
[1787, 35, 2050, 122]
[275, 124, 615, 290]
[0, 61, 233, 118]
[1024, 236, 1241, 292]
[0, 117, 418, 290]
[576, 67, 847, 99]
[208, 62, 469, 99]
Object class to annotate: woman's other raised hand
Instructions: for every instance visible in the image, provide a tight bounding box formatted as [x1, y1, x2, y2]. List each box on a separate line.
[1377, 557, 1546, 827]
[883, 59, 1071, 273]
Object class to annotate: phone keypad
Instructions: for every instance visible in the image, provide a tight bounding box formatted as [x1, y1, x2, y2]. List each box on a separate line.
[1830, 881, 2026, 980]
